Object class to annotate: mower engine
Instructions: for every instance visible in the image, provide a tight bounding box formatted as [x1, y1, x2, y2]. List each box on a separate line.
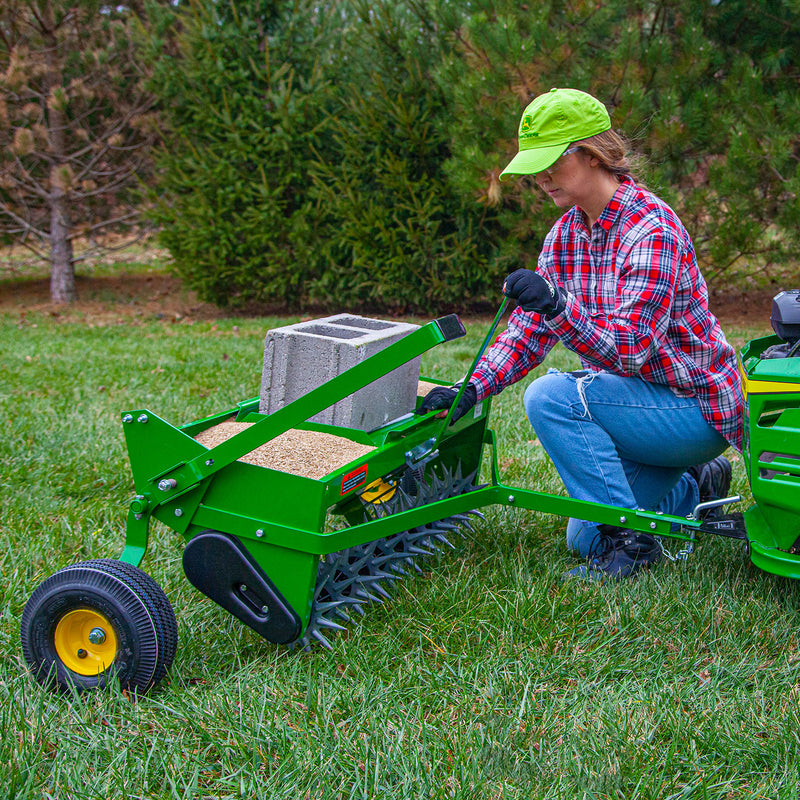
[762, 289, 800, 358]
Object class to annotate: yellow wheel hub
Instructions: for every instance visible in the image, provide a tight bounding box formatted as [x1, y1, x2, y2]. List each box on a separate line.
[54, 609, 118, 675]
[361, 478, 397, 504]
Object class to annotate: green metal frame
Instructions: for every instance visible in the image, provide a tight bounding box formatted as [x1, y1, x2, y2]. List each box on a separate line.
[118, 315, 800, 638]
[120, 316, 493, 629]
[740, 335, 800, 577]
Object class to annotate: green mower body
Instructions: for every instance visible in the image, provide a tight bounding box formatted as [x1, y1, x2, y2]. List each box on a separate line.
[740, 333, 800, 577]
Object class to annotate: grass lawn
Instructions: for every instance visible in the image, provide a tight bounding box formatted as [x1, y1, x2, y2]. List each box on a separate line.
[2, 264, 799, 799]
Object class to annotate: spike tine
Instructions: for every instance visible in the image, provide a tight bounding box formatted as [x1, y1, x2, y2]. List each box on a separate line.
[370, 581, 392, 600]
[313, 600, 348, 613]
[394, 486, 414, 511]
[353, 588, 383, 604]
[311, 629, 335, 650]
[393, 555, 420, 572]
[343, 594, 366, 606]
[358, 572, 399, 585]
[317, 617, 348, 632]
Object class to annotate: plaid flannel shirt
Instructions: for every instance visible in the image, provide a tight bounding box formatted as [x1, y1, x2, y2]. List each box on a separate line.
[472, 178, 744, 451]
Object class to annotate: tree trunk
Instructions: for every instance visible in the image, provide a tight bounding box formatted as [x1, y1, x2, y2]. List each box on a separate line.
[42, 1, 75, 305]
[49, 185, 75, 304]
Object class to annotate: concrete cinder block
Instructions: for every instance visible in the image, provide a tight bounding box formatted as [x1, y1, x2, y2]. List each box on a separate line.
[260, 314, 421, 431]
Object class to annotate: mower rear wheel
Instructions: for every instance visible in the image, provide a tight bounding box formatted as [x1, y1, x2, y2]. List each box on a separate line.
[21, 559, 177, 694]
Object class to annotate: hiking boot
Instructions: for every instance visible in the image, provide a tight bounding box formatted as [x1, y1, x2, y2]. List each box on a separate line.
[566, 525, 662, 581]
[687, 455, 732, 515]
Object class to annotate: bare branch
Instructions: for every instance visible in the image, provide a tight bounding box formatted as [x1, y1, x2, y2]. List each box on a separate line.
[72, 229, 149, 263]
[67, 210, 140, 240]
[9, 153, 52, 198]
[0, 202, 49, 240]
[15, 237, 49, 262]
[70, 162, 144, 198]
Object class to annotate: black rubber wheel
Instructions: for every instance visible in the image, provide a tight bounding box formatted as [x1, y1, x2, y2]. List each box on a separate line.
[21, 559, 177, 694]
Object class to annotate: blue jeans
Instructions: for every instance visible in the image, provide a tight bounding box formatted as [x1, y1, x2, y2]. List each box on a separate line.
[523, 370, 729, 557]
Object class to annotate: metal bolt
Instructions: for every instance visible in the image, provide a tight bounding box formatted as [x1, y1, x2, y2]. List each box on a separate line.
[255, 529, 264, 538]
[650, 522, 657, 530]
[122, 414, 133, 423]
[158, 479, 177, 491]
[240, 584, 248, 593]
[87, 627, 106, 645]
[205, 459, 214, 466]
[261, 606, 270, 616]
[619, 516, 627, 524]
[77, 649, 88, 659]
[174, 508, 183, 517]
[508, 495, 515, 503]
[137, 414, 148, 424]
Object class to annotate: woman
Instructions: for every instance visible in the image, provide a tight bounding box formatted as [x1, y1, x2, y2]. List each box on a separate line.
[419, 88, 743, 579]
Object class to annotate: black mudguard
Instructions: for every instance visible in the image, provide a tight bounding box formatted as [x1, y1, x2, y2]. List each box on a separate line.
[183, 530, 301, 644]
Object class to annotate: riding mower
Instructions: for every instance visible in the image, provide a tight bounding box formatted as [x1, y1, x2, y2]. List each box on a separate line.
[19, 290, 800, 694]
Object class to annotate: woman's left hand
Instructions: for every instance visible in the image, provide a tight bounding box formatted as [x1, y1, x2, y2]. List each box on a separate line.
[503, 269, 562, 315]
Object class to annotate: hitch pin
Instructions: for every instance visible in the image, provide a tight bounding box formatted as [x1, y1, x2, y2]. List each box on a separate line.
[690, 494, 741, 520]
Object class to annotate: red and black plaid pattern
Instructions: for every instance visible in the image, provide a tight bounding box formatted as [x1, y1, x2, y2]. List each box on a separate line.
[472, 179, 744, 451]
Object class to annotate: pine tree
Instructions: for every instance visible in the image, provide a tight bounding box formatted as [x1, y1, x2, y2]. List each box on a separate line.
[144, 0, 339, 308]
[306, 0, 491, 312]
[429, 0, 800, 283]
[0, 0, 157, 303]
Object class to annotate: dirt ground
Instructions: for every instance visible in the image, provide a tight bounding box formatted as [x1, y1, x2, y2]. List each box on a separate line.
[0, 271, 786, 329]
[0, 273, 220, 324]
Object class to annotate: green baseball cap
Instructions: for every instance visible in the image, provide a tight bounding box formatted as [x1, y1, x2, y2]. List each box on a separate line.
[499, 88, 611, 181]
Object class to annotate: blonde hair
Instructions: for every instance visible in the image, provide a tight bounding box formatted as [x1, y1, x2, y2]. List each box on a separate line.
[575, 129, 644, 185]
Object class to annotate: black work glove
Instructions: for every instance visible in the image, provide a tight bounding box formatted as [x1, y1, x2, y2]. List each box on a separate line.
[503, 268, 565, 316]
[415, 384, 478, 423]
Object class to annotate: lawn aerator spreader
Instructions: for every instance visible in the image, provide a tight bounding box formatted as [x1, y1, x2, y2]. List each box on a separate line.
[20, 291, 800, 694]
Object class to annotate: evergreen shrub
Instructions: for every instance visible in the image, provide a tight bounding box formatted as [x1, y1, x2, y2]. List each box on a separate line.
[145, 0, 333, 307]
[145, 0, 800, 312]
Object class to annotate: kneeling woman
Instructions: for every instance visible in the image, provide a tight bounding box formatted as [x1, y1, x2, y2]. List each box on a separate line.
[419, 88, 743, 579]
